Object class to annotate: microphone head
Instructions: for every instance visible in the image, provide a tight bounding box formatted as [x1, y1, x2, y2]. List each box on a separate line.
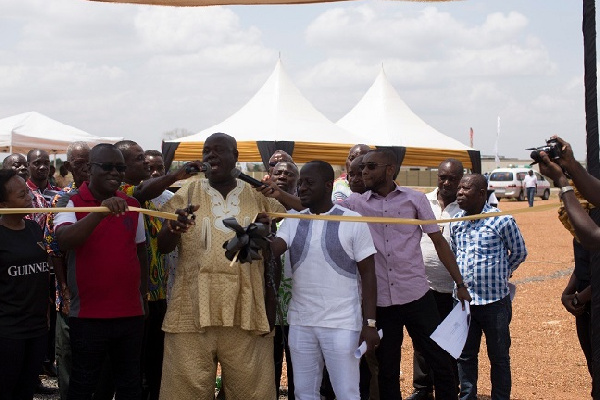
[230, 168, 242, 178]
[201, 162, 212, 176]
[186, 162, 213, 176]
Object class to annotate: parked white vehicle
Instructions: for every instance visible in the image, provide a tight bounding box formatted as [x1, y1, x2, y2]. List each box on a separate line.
[487, 167, 551, 201]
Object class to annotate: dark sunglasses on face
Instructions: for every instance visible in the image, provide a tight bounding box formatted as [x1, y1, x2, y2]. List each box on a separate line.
[90, 162, 127, 173]
[358, 162, 390, 171]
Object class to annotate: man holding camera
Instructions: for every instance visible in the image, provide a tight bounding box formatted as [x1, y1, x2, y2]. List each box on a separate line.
[536, 136, 600, 399]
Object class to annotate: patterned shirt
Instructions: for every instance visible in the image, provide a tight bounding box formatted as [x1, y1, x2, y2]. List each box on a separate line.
[148, 190, 178, 302]
[275, 217, 294, 326]
[45, 182, 77, 311]
[160, 179, 285, 334]
[25, 179, 59, 229]
[331, 174, 351, 202]
[120, 183, 167, 301]
[450, 203, 528, 305]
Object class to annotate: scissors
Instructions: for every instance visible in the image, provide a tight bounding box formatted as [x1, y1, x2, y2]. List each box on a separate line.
[186, 185, 196, 221]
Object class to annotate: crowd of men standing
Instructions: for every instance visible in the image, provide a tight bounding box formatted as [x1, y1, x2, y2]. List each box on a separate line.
[0, 133, 531, 400]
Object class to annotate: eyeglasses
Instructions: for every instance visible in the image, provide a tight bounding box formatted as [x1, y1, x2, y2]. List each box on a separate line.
[90, 162, 127, 173]
[358, 162, 390, 171]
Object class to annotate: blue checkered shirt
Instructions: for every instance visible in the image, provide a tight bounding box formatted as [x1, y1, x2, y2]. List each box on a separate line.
[450, 203, 527, 305]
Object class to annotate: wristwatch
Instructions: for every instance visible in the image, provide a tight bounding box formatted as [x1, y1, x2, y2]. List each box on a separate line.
[366, 319, 377, 328]
[456, 282, 467, 289]
[560, 186, 574, 198]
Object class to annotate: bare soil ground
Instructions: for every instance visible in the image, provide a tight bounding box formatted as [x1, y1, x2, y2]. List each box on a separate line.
[37, 197, 592, 399]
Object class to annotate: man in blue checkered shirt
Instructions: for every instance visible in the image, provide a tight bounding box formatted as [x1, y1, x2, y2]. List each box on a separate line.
[450, 173, 527, 400]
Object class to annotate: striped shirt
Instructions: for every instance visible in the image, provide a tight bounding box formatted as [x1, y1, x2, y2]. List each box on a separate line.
[450, 203, 527, 305]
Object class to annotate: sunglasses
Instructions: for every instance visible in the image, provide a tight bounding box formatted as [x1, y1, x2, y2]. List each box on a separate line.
[90, 162, 127, 173]
[358, 162, 390, 171]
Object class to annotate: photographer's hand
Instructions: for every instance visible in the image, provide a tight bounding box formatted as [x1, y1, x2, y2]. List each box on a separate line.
[537, 151, 568, 187]
[540, 146, 600, 249]
[561, 293, 585, 317]
[549, 136, 579, 173]
[545, 137, 600, 207]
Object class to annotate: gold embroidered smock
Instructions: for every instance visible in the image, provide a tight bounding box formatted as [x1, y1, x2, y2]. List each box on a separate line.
[160, 178, 285, 335]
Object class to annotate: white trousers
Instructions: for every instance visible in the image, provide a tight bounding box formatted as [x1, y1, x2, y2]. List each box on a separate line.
[288, 325, 360, 400]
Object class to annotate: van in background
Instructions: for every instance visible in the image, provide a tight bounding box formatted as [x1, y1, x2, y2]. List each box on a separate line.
[487, 167, 551, 201]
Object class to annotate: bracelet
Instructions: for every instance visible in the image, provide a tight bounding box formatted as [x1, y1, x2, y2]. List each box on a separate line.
[559, 186, 574, 199]
[456, 282, 467, 289]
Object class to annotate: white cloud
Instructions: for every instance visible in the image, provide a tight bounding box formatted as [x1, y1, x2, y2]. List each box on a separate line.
[299, 4, 580, 158]
[0, 0, 276, 147]
[0, 0, 592, 160]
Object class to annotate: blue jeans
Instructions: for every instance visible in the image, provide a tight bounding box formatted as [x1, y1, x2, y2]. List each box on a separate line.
[68, 316, 144, 400]
[458, 295, 512, 400]
[526, 187, 536, 207]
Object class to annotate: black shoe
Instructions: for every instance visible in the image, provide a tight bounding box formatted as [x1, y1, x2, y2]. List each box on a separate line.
[35, 383, 59, 395]
[406, 389, 434, 400]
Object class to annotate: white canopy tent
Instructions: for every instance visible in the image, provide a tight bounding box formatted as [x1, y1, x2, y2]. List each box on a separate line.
[336, 68, 480, 171]
[0, 112, 122, 155]
[166, 60, 366, 166]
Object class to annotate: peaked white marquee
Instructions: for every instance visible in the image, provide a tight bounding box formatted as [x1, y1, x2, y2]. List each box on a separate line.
[0, 112, 122, 154]
[337, 68, 473, 151]
[174, 60, 362, 144]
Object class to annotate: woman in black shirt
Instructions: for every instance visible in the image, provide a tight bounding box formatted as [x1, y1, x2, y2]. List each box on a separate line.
[0, 168, 50, 400]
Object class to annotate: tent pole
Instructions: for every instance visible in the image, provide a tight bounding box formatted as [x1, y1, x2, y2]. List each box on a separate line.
[584, 0, 599, 177]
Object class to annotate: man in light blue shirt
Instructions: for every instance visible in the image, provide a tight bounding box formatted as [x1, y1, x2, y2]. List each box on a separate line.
[450, 174, 527, 400]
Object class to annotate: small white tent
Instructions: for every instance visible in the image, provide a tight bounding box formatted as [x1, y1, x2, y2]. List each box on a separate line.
[165, 60, 365, 166]
[337, 68, 480, 171]
[0, 112, 122, 154]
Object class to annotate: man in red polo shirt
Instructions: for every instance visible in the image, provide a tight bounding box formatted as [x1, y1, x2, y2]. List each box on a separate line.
[55, 143, 148, 399]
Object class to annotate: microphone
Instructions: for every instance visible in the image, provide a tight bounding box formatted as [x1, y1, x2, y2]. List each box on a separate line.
[231, 168, 267, 187]
[186, 162, 212, 175]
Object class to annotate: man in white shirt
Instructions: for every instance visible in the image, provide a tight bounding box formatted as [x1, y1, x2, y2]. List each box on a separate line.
[271, 160, 380, 400]
[522, 169, 538, 207]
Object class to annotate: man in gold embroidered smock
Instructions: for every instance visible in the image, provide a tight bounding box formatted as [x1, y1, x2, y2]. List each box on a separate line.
[157, 132, 285, 400]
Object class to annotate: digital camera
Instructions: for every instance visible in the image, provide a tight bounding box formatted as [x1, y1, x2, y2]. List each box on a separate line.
[528, 138, 562, 163]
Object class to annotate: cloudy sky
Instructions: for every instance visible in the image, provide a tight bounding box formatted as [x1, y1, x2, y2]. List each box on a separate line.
[0, 0, 594, 160]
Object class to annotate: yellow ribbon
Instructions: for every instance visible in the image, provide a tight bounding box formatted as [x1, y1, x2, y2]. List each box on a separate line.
[267, 202, 560, 225]
[0, 207, 180, 221]
[0, 201, 562, 225]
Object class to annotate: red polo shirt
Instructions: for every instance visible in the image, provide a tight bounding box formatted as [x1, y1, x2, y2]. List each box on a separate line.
[54, 182, 146, 318]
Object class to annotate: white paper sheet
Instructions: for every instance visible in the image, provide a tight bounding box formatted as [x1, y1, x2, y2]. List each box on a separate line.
[354, 329, 383, 359]
[508, 282, 516, 301]
[430, 302, 471, 359]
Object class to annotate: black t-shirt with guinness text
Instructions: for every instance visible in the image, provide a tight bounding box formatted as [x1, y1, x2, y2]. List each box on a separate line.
[0, 219, 49, 339]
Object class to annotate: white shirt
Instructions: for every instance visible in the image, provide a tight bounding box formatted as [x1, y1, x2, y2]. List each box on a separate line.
[276, 204, 376, 331]
[523, 173, 537, 188]
[420, 188, 461, 293]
